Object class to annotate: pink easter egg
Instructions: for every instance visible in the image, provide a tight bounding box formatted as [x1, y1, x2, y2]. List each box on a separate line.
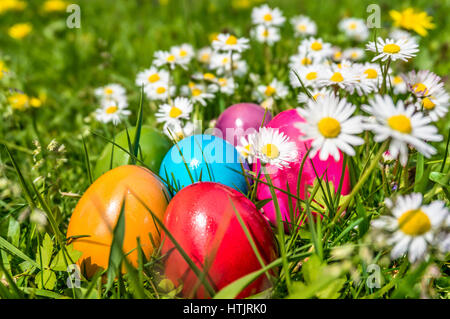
[254, 109, 351, 227]
[215, 103, 272, 147]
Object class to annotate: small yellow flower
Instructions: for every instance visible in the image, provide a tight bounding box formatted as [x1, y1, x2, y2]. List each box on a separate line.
[43, 0, 68, 12]
[390, 8, 435, 36]
[8, 93, 29, 110]
[8, 23, 32, 39]
[30, 97, 42, 108]
[0, 0, 27, 14]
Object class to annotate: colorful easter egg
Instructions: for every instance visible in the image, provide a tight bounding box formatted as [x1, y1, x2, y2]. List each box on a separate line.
[66, 165, 170, 278]
[215, 103, 272, 147]
[94, 126, 171, 179]
[159, 134, 249, 193]
[254, 109, 351, 226]
[161, 182, 278, 298]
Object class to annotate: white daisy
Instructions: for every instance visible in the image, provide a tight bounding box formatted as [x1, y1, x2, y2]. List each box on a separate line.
[298, 37, 333, 61]
[153, 50, 186, 70]
[403, 70, 445, 98]
[236, 133, 256, 164]
[296, 93, 364, 161]
[390, 74, 408, 94]
[372, 193, 448, 263]
[289, 64, 325, 89]
[297, 87, 332, 104]
[95, 101, 131, 126]
[289, 52, 317, 69]
[212, 33, 249, 53]
[256, 78, 289, 101]
[192, 72, 217, 83]
[251, 4, 286, 27]
[171, 43, 195, 65]
[135, 67, 169, 88]
[362, 95, 442, 166]
[366, 37, 419, 62]
[338, 18, 369, 41]
[94, 83, 127, 104]
[317, 63, 366, 95]
[144, 81, 175, 101]
[155, 97, 193, 124]
[251, 25, 280, 45]
[250, 127, 298, 169]
[416, 89, 449, 122]
[181, 82, 215, 106]
[331, 47, 344, 62]
[208, 77, 236, 95]
[210, 52, 248, 76]
[290, 15, 317, 37]
[343, 48, 365, 61]
[163, 120, 197, 142]
[197, 47, 213, 64]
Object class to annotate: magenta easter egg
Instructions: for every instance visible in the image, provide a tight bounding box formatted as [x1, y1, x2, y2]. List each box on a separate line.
[215, 103, 272, 147]
[254, 109, 351, 227]
[161, 182, 278, 299]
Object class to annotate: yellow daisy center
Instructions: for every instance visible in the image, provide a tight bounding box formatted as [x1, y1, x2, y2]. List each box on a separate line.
[148, 73, 160, 83]
[422, 97, 435, 110]
[301, 57, 312, 65]
[398, 209, 431, 236]
[106, 106, 118, 114]
[104, 88, 113, 95]
[333, 51, 342, 60]
[218, 78, 227, 86]
[192, 88, 202, 96]
[306, 72, 317, 80]
[263, 13, 273, 22]
[393, 76, 404, 84]
[330, 72, 344, 82]
[169, 106, 182, 118]
[226, 35, 238, 45]
[364, 68, 378, 79]
[241, 144, 251, 157]
[383, 43, 401, 54]
[204, 73, 215, 80]
[156, 87, 166, 94]
[388, 114, 412, 134]
[313, 93, 323, 100]
[166, 55, 176, 62]
[200, 53, 210, 62]
[351, 52, 359, 59]
[349, 22, 357, 30]
[222, 57, 229, 64]
[262, 29, 269, 37]
[311, 41, 322, 51]
[261, 143, 279, 159]
[264, 85, 276, 96]
[179, 49, 187, 57]
[298, 24, 307, 32]
[412, 83, 429, 95]
[318, 117, 341, 138]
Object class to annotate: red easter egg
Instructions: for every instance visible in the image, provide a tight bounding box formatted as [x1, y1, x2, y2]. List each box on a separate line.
[161, 182, 278, 298]
[254, 109, 351, 227]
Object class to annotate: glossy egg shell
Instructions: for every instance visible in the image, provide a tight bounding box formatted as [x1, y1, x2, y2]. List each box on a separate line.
[93, 126, 171, 180]
[66, 165, 170, 278]
[214, 103, 272, 147]
[254, 109, 351, 226]
[161, 182, 278, 298]
[159, 134, 249, 194]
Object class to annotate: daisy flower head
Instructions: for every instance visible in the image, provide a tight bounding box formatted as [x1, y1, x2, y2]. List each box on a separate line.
[296, 93, 364, 161]
[251, 25, 280, 45]
[372, 193, 448, 263]
[256, 78, 288, 101]
[289, 52, 318, 69]
[163, 120, 198, 142]
[94, 83, 127, 103]
[236, 133, 256, 164]
[210, 52, 248, 77]
[155, 97, 193, 124]
[362, 95, 442, 166]
[135, 67, 169, 88]
[318, 63, 366, 95]
[212, 33, 250, 53]
[338, 17, 369, 41]
[297, 87, 332, 105]
[390, 74, 408, 94]
[208, 77, 236, 96]
[251, 4, 285, 27]
[171, 43, 195, 65]
[343, 48, 365, 61]
[197, 47, 213, 64]
[250, 127, 298, 169]
[289, 64, 325, 89]
[95, 100, 131, 126]
[181, 82, 215, 106]
[416, 89, 449, 122]
[366, 37, 419, 62]
[153, 50, 186, 70]
[144, 81, 174, 101]
[389, 29, 419, 46]
[298, 37, 333, 61]
[290, 15, 317, 37]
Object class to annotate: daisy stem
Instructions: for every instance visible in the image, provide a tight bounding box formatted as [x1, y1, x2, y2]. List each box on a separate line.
[334, 140, 389, 222]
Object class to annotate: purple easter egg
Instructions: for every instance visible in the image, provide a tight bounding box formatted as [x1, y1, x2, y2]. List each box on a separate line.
[254, 109, 351, 228]
[215, 103, 272, 147]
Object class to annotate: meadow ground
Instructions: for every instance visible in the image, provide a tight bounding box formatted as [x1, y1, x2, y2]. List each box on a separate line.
[0, 0, 449, 299]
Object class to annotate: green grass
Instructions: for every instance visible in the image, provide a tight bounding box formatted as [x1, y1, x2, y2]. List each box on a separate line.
[0, 0, 449, 299]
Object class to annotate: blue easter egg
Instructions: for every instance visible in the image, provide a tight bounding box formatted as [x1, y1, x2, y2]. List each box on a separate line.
[159, 134, 249, 194]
